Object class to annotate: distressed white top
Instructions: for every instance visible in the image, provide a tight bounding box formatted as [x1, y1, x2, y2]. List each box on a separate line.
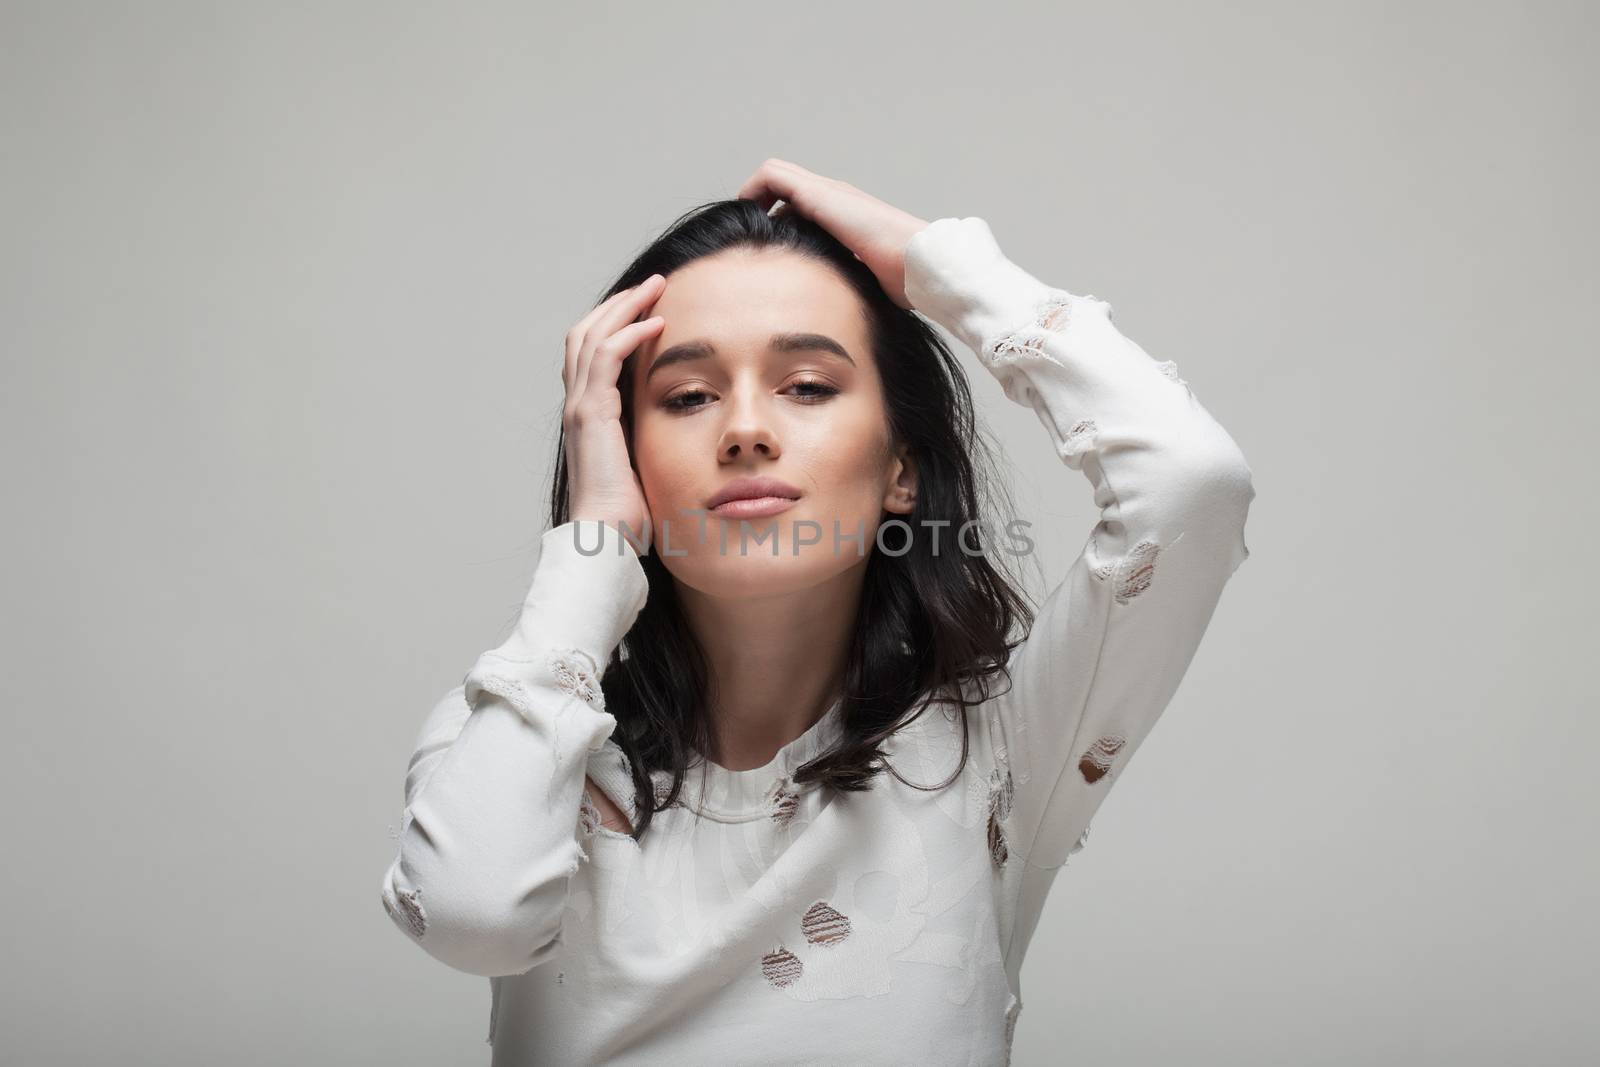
[380, 216, 1256, 1065]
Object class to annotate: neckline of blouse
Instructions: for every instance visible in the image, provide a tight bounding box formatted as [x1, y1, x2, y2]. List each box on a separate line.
[657, 697, 846, 823]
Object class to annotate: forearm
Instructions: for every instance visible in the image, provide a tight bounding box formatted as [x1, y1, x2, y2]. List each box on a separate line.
[380, 520, 650, 976]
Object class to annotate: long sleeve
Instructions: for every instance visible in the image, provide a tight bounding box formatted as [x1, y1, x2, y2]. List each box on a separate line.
[379, 519, 650, 977]
[903, 217, 1255, 870]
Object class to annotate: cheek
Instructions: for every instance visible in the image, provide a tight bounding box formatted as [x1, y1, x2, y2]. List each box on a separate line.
[793, 407, 895, 513]
[633, 417, 701, 514]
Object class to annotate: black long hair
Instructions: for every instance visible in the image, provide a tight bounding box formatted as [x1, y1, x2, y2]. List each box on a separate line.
[548, 198, 1037, 839]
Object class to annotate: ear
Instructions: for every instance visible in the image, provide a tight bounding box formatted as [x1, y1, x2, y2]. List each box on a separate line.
[882, 441, 918, 515]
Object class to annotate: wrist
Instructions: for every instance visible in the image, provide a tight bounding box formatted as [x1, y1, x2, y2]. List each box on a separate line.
[567, 510, 651, 554]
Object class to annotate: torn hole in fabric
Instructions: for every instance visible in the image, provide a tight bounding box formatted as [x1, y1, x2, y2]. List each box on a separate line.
[578, 788, 602, 837]
[1089, 531, 1186, 604]
[986, 291, 1074, 369]
[549, 649, 604, 710]
[383, 885, 427, 939]
[987, 766, 1014, 869]
[1078, 734, 1126, 784]
[768, 775, 801, 826]
[1062, 418, 1098, 460]
[1114, 539, 1162, 603]
[761, 945, 803, 988]
[801, 901, 852, 946]
[1002, 992, 1022, 1066]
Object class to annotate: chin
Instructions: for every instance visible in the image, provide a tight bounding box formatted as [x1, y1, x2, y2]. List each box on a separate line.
[658, 515, 866, 599]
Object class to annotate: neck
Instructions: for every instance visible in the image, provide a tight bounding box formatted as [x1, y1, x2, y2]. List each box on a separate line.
[675, 562, 865, 771]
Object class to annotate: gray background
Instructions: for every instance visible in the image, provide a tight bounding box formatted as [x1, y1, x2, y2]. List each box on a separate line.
[3, 1, 1595, 1064]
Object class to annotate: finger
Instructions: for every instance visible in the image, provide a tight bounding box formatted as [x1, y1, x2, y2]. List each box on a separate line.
[573, 278, 663, 406]
[569, 279, 662, 396]
[577, 316, 666, 404]
[568, 275, 663, 401]
[736, 158, 809, 210]
[566, 285, 641, 392]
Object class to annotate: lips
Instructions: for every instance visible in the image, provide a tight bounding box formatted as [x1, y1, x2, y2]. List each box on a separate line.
[706, 476, 803, 512]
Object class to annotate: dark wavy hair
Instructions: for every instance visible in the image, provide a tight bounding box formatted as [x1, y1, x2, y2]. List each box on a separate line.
[548, 198, 1038, 840]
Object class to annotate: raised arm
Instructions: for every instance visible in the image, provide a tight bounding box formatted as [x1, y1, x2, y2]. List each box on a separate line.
[378, 519, 648, 977]
[903, 217, 1255, 869]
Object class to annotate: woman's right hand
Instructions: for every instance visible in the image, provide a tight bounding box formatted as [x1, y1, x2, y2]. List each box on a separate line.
[562, 274, 667, 550]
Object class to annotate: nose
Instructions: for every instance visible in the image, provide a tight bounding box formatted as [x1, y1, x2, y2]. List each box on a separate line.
[717, 390, 781, 463]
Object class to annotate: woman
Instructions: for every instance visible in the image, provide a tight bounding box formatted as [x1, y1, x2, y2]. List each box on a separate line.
[380, 159, 1255, 1064]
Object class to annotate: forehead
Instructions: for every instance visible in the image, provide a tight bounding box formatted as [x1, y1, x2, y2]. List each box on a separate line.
[640, 247, 870, 356]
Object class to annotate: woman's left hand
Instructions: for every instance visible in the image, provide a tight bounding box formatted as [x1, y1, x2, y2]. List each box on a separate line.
[735, 158, 930, 311]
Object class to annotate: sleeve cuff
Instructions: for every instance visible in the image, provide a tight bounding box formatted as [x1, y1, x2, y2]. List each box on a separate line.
[520, 520, 650, 659]
[903, 217, 1060, 358]
[462, 520, 650, 729]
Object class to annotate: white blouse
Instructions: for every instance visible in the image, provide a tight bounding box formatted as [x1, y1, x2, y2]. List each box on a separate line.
[380, 216, 1256, 1065]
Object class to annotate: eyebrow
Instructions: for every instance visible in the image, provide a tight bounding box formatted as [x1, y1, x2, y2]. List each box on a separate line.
[644, 332, 856, 382]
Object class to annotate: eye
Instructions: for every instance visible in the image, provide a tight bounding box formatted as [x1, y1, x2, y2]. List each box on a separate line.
[662, 387, 714, 412]
[785, 378, 839, 402]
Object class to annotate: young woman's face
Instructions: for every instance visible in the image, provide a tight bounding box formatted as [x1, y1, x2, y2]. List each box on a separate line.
[628, 247, 916, 599]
